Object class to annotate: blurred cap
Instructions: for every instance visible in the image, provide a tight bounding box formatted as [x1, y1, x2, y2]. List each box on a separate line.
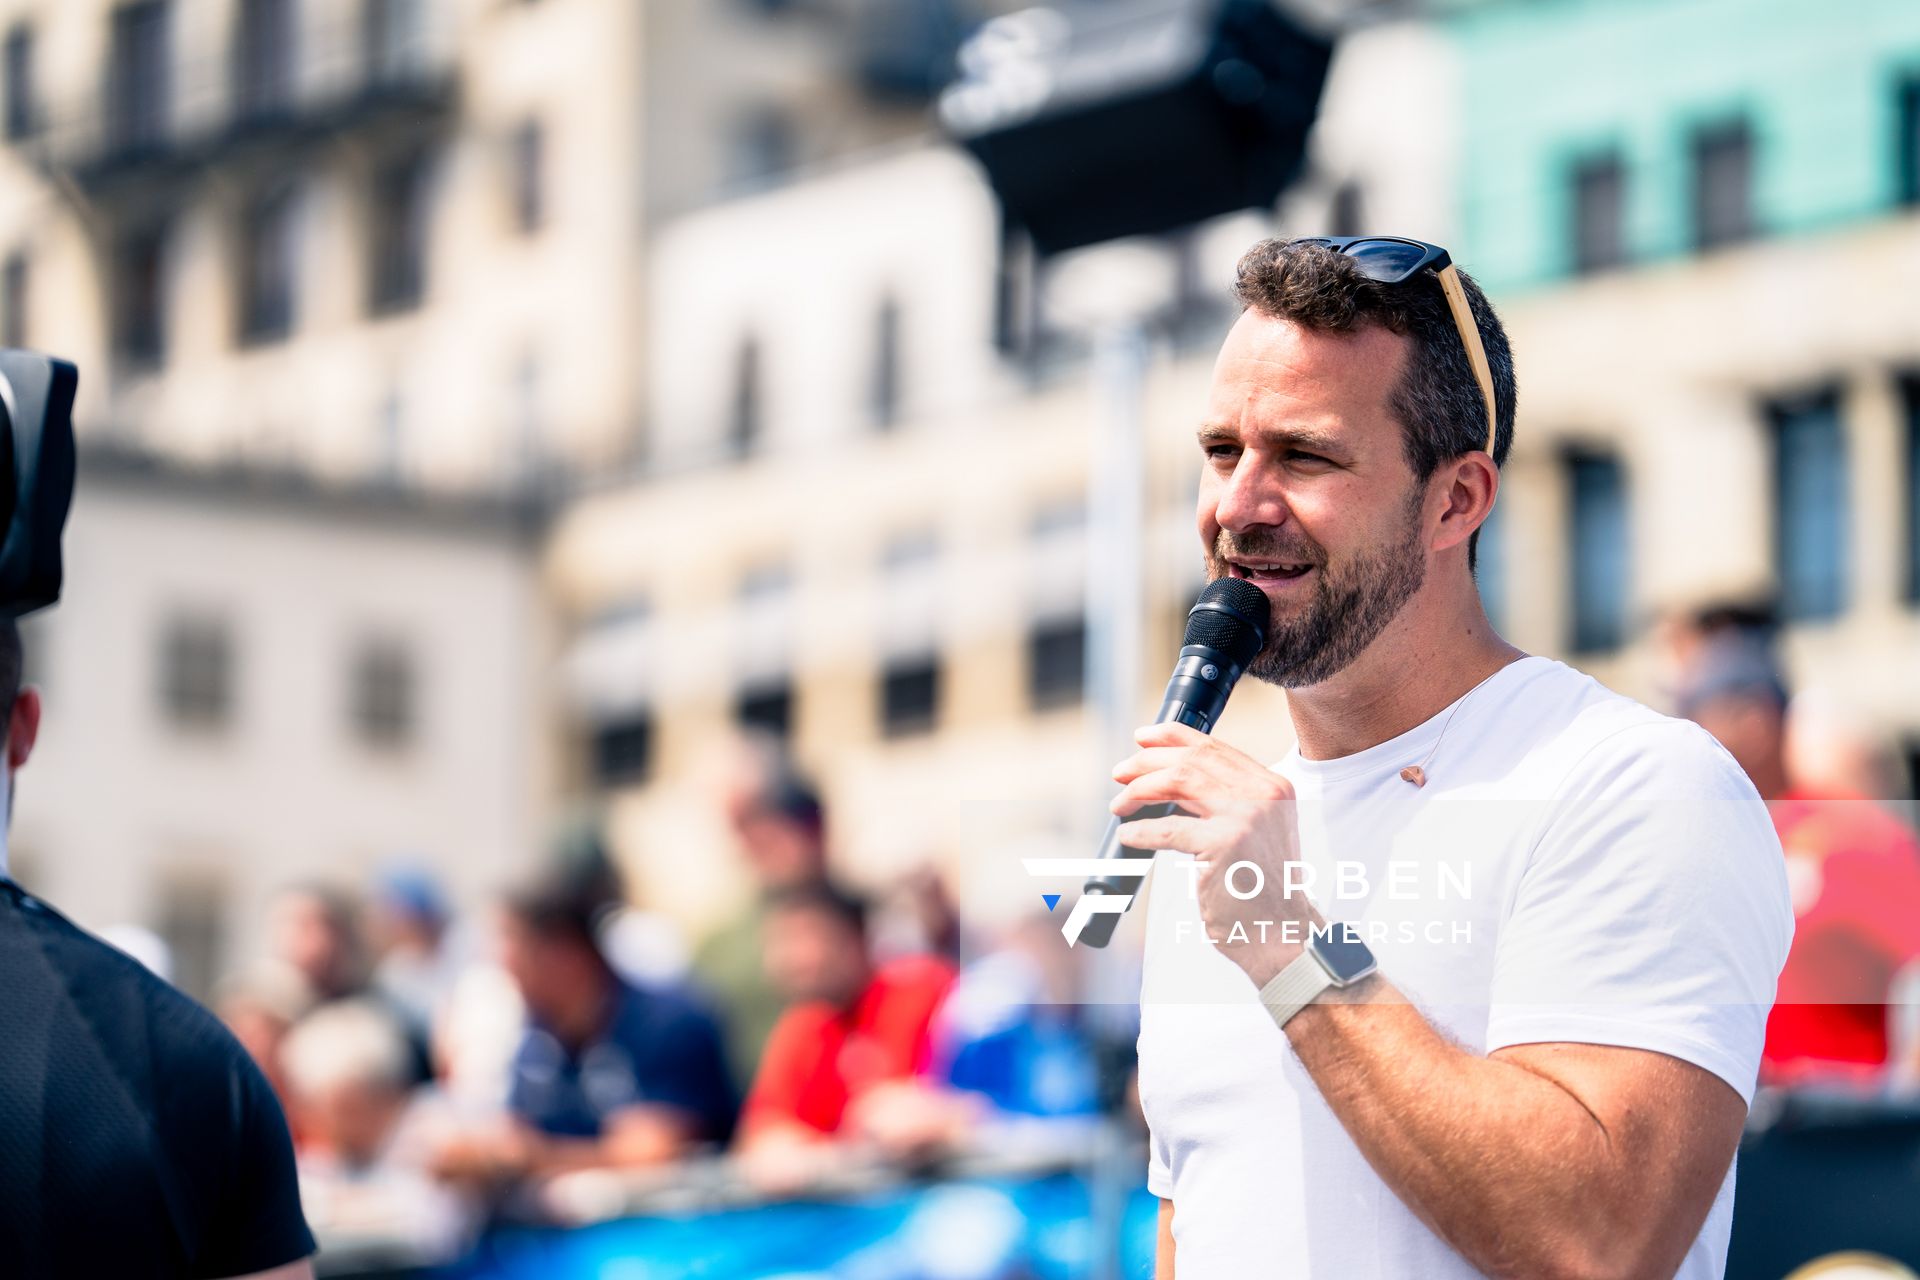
[374, 864, 447, 925]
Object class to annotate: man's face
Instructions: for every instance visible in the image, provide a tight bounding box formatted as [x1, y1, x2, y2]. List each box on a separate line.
[762, 905, 868, 1008]
[1197, 311, 1432, 688]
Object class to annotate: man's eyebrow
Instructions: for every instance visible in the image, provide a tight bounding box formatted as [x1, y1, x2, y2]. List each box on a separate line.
[1196, 423, 1344, 452]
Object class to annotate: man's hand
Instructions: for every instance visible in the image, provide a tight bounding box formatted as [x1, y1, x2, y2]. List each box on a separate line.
[1111, 721, 1317, 986]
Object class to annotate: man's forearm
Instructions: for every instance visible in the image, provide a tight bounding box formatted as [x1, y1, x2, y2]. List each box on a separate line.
[1281, 977, 1637, 1279]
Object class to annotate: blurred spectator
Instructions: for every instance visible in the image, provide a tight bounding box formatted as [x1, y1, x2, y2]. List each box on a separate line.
[282, 1000, 471, 1258]
[368, 865, 459, 1043]
[933, 915, 1101, 1120]
[1674, 624, 1920, 1082]
[739, 880, 968, 1160]
[217, 961, 321, 1126]
[437, 875, 735, 1184]
[694, 757, 832, 1091]
[872, 865, 965, 966]
[269, 884, 369, 1006]
[549, 819, 691, 989]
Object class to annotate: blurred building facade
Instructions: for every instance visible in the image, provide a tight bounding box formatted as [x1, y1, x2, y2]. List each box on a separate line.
[0, 0, 1915, 966]
[547, 14, 1463, 928]
[1450, 0, 1920, 792]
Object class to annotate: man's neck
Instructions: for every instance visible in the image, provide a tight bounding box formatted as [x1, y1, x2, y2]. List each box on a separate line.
[1284, 589, 1524, 762]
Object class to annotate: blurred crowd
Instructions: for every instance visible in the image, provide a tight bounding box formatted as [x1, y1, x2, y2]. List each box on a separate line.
[192, 745, 1122, 1261]
[95, 597, 1920, 1263]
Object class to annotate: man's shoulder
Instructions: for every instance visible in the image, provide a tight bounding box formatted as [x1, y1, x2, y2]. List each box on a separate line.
[2, 883, 251, 1079]
[1500, 658, 1741, 785]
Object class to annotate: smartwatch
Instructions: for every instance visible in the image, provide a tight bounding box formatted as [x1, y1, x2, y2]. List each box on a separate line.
[1258, 925, 1378, 1029]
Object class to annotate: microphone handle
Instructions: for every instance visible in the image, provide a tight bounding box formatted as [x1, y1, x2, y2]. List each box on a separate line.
[1075, 669, 1229, 949]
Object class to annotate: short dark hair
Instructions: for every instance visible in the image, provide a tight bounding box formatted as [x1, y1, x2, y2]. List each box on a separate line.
[501, 875, 606, 961]
[767, 878, 867, 936]
[1231, 239, 1518, 567]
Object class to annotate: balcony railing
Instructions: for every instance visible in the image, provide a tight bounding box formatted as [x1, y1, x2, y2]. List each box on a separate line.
[26, 5, 457, 196]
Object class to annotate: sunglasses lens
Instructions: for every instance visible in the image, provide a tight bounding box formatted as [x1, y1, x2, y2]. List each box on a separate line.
[1339, 239, 1432, 283]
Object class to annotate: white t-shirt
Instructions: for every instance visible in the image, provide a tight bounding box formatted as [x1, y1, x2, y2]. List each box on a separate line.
[1137, 656, 1793, 1279]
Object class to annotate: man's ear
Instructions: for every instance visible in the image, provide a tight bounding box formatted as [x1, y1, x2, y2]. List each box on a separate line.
[8, 686, 41, 771]
[1431, 453, 1499, 554]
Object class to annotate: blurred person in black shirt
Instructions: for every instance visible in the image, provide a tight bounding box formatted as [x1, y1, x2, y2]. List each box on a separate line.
[0, 620, 316, 1277]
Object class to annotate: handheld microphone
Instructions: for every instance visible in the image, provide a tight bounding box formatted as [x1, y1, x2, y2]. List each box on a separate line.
[1076, 576, 1270, 949]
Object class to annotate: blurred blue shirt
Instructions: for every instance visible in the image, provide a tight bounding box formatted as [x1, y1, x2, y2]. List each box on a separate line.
[508, 982, 736, 1144]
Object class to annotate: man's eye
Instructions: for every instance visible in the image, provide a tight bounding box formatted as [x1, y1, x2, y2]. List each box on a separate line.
[1205, 445, 1240, 462]
[1287, 450, 1329, 465]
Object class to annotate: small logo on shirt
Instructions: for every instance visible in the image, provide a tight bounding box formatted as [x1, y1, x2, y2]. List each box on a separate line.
[1021, 858, 1156, 946]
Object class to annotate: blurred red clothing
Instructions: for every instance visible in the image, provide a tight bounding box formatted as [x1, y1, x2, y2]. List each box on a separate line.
[1763, 791, 1920, 1081]
[743, 954, 955, 1137]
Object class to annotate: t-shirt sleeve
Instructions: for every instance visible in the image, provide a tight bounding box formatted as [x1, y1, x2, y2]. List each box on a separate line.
[192, 1045, 316, 1279]
[1484, 719, 1794, 1105]
[1147, 1118, 1174, 1199]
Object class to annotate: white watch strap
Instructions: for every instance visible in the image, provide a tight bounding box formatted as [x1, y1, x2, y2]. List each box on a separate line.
[1258, 949, 1333, 1029]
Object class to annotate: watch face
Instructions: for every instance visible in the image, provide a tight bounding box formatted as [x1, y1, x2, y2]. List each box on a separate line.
[1312, 924, 1378, 985]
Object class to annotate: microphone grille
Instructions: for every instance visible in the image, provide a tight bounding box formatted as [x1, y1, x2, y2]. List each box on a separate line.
[1183, 577, 1271, 667]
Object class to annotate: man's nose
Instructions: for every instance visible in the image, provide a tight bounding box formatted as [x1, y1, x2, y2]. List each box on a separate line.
[1213, 457, 1290, 534]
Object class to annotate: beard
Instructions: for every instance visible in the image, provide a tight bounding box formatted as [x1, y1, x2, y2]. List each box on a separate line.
[1206, 492, 1429, 689]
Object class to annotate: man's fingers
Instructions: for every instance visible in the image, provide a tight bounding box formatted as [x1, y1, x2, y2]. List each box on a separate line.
[1111, 746, 1189, 783]
[1116, 814, 1212, 855]
[1110, 768, 1214, 817]
[1135, 721, 1208, 748]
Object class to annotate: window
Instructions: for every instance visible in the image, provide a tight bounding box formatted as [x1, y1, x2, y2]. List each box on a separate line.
[155, 868, 227, 999]
[1690, 119, 1755, 252]
[736, 567, 794, 741]
[362, 0, 422, 91]
[1028, 616, 1086, 710]
[1027, 505, 1086, 709]
[239, 186, 297, 343]
[1, 251, 25, 348]
[1898, 73, 1920, 208]
[1570, 151, 1626, 274]
[114, 223, 167, 367]
[1565, 450, 1629, 653]
[730, 337, 762, 457]
[1769, 388, 1848, 621]
[510, 119, 543, 234]
[1475, 494, 1507, 633]
[871, 296, 902, 430]
[350, 638, 414, 749]
[1900, 376, 1920, 604]
[880, 662, 938, 737]
[5, 25, 34, 140]
[233, 0, 295, 125]
[737, 683, 793, 740]
[108, 1, 171, 155]
[591, 713, 654, 785]
[160, 615, 233, 728]
[369, 149, 431, 312]
[879, 534, 940, 736]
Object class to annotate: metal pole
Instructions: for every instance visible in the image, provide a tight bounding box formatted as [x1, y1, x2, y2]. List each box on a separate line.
[1082, 317, 1149, 1280]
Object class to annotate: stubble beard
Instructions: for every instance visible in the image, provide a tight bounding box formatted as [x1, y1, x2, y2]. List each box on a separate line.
[1208, 493, 1429, 690]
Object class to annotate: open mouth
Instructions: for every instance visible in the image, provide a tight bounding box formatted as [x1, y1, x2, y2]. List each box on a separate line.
[1228, 559, 1315, 584]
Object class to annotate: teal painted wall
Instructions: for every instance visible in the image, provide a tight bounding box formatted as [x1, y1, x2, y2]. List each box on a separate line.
[1445, 0, 1920, 292]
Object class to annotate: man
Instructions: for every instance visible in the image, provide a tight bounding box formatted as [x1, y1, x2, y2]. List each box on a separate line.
[1672, 623, 1920, 1082]
[739, 881, 964, 1157]
[1117, 238, 1792, 1278]
[437, 875, 735, 1181]
[693, 753, 832, 1090]
[0, 621, 316, 1277]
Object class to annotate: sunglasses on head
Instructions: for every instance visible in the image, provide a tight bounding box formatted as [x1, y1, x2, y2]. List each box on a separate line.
[1291, 236, 1498, 458]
